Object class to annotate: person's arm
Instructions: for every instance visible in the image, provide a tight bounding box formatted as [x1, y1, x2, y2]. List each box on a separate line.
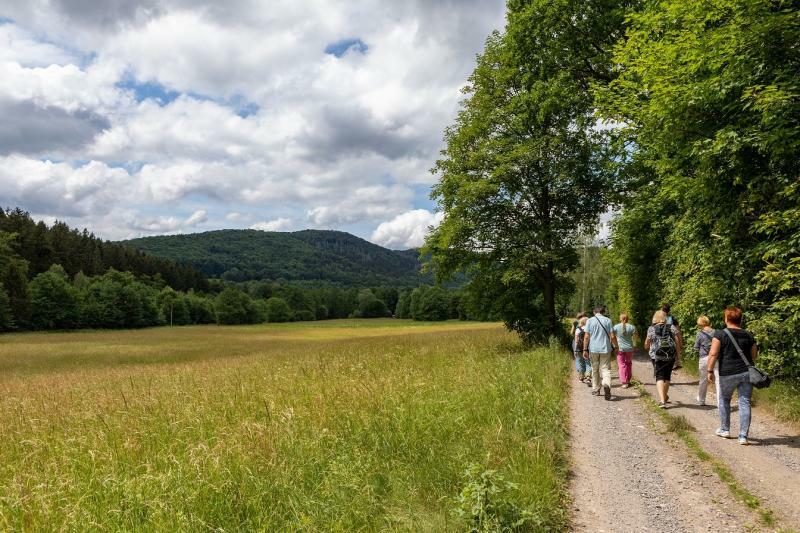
[693, 335, 701, 352]
[674, 326, 684, 356]
[706, 338, 721, 383]
[582, 324, 590, 358]
[644, 329, 651, 351]
[750, 342, 758, 363]
[611, 327, 619, 351]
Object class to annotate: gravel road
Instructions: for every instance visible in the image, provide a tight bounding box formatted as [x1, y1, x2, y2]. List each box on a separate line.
[631, 353, 800, 528]
[569, 361, 770, 532]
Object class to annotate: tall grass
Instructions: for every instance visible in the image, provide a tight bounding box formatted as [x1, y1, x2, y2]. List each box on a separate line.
[0, 320, 571, 530]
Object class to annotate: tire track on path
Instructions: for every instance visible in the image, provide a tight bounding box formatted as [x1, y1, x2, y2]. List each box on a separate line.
[569, 366, 756, 532]
[631, 353, 800, 528]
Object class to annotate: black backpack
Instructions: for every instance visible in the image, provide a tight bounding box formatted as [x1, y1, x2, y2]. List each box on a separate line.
[575, 327, 586, 354]
[653, 323, 676, 361]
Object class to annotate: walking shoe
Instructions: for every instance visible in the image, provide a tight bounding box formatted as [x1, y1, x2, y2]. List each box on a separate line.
[591, 390, 600, 396]
[622, 383, 630, 389]
[603, 385, 611, 401]
[658, 402, 667, 409]
[715, 428, 731, 438]
[696, 397, 706, 406]
[738, 436, 749, 445]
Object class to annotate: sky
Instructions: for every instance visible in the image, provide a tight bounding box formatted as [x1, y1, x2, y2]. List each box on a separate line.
[0, 0, 507, 248]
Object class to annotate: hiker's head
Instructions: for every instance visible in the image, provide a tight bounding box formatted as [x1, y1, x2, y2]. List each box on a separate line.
[576, 312, 586, 320]
[696, 315, 710, 328]
[593, 305, 606, 315]
[619, 313, 628, 324]
[661, 303, 671, 314]
[724, 306, 743, 326]
[652, 310, 667, 324]
[579, 317, 588, 326]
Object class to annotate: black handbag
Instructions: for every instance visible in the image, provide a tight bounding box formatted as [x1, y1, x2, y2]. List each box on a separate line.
[723, 328, 771, 389]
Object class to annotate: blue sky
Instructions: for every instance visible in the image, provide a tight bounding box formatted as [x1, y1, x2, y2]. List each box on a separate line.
[0, 1, 506, 248]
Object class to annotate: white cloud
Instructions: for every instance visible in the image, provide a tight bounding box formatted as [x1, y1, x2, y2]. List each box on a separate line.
[0, 3, 506, 240]
[225, 211, 246, 221]
[130, 209, 208, 232]
[370, 209, 443, 249]
[250, 217, 292, 232]
[0, 156, 130, 217]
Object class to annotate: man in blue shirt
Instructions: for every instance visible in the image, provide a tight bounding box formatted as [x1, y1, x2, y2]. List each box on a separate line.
[584, 305, 618, 400]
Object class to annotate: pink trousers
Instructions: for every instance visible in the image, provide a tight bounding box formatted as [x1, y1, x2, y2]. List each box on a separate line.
[617, 351, 634, 384]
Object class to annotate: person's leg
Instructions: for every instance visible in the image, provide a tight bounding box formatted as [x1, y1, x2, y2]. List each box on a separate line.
[625, 352, 634, 384]
[618, 351, 631, 384]
[574, 354, 583, 378]
[590, 352, 601, 393]
[698, 356, 708, 403]
[584, 356, 592, 380]
[655, 379, 667, 403]
[737, 378, 753, 438]
[600, 352, 612, 399]
[717, 375, 735, 432]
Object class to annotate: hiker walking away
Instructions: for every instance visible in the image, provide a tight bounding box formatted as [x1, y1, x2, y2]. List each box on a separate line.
[584, 305, 617, 400]
[693, 315, 716, 406]
[645, 310, 682, 408]
[573, 316, 592, 384]
[707, 306, 758, 445]
[613, 314, 636, 388]
[662, 303, 683, 369]
[570, 311, 586, 338]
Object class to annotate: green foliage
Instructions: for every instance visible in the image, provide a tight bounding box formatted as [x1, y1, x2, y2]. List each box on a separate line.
[264, 297, 292, 323]
[352, 289, 390, 319]
[126, 229, 428, 287]
[412, 286, 450, 322]
[0, 287, 10, 331]
[0, 208, 207, 291]
[453, 465, 540, 532]
[214, 288, 260, 325]
[424, 1, 625, 340]
[598, 0, 800, 376]
[0, 232, 31, 330]
[395, 290, 411, 318]
[29, 265, 80, 329]
[78, 270, 164, 329]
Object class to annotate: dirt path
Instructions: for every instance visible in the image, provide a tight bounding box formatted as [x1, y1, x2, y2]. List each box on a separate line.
[568, 372, 755, 532]
[631, 354, 800, 527]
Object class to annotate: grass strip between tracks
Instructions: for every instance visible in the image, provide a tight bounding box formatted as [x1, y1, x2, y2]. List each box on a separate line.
[632, 382, 777, 529]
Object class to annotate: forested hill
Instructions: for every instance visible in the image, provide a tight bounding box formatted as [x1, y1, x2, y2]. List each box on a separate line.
[124, 229, 427, 286]
[0, 208, 208, 291]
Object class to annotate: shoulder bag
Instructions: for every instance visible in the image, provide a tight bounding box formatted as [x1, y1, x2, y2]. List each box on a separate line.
[723, 328, 771, 389]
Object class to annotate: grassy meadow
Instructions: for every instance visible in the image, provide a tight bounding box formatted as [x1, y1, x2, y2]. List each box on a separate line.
[0, 319, 571, 531]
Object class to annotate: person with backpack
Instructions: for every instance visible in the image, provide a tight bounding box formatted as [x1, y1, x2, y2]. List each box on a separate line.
[693, 315, 716, 405]
[644, 310, 682, 408]
[570, 311, 586, 338]
[706, 306, 759, 445]
[583, 305, 618, 400]
[662, 303, 683, 369]
[573, 316, 592, 383]
[613, 313, 636, 388]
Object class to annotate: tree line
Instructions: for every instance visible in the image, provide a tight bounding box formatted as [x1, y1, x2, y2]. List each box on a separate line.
[424, 0, 798, 383]
[0, 208, 208, 291]
[0, 213, 479, 331]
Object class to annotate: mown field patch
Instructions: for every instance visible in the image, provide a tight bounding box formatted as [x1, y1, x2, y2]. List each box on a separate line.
[0, 320, 571, 531]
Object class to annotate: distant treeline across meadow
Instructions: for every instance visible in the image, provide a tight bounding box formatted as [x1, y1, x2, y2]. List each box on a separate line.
[0, 208, 488, 332]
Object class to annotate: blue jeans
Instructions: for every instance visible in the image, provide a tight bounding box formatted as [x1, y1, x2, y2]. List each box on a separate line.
[574, 353, 592, 375]
[718, 372, 752, 437]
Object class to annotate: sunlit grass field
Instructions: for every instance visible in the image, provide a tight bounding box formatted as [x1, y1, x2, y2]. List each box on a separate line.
[0, 319, 571, 531]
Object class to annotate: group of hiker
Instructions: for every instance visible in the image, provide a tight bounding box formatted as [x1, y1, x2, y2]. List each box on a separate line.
[571, 304, 760, 445]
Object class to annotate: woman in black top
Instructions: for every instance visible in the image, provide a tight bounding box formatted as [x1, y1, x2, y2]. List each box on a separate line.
[707, 306, 758, 445]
